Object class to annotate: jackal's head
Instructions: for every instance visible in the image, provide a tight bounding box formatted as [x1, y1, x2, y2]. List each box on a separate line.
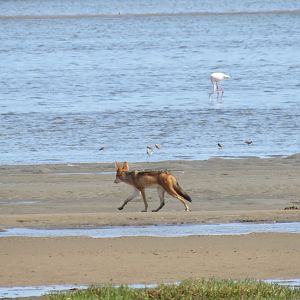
[114, 161, 129, 183]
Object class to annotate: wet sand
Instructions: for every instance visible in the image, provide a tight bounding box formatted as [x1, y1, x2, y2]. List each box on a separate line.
[1, 234, 300, 287]
[0, 156, 300, 287]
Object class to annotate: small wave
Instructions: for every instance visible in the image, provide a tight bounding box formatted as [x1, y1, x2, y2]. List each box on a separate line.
[1, 9, 300, 20]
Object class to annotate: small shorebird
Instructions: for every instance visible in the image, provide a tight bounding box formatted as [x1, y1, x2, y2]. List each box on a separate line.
[217, 143, 224, 149]
[99, 146, 105, 151]
[209, 72, 230, 100]
[244, 140, 253, 145]
[147, 145, 154, 156]
[146, 144, 161, 157]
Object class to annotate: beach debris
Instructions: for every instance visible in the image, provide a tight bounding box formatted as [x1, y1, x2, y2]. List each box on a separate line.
[284, 206, 299, 210]
[244, 140, 253, 145]
[217, 143, 224, 149]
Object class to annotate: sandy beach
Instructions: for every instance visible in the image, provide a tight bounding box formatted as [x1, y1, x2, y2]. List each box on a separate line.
[0, 155, 300, 287]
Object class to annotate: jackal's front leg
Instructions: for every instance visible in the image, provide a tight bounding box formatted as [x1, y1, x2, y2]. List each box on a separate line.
[152, 186, 165, 212]
[140, 189, 148, 212]
[118, 189, 140, 210]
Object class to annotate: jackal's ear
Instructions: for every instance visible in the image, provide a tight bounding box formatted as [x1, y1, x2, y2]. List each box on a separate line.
[123, 161, 129, 171]
[115, 161, 119, 170]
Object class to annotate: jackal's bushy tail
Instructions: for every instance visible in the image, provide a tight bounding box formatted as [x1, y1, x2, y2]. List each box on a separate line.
[175, 183, 192, 202]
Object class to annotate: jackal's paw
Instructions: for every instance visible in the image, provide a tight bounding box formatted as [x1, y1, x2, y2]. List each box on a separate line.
[118, 206, 124, 210]
[141, 209, 148, 212]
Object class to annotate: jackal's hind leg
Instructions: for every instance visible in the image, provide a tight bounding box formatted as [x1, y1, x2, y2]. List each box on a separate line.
[152, 186, 165, 212]
[164, 186, 191, 212]
[174, 194, 191, 211]
[118, 189, 140, 210]
[178, 197, 191, 212]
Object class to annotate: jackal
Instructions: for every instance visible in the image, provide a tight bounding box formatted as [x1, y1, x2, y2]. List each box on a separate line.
[114, 161, 191, 212]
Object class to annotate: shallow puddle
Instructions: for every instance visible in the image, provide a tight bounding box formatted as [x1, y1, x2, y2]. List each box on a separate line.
[0, 285, 88, 298]
[1, 222, 300, 238]
[265, 279, 300, 288]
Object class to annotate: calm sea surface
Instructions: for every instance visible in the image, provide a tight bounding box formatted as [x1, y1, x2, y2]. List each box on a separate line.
[0, 0, 299, 165]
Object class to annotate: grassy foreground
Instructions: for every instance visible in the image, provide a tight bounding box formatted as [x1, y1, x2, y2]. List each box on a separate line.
[48, 279, 300, 300]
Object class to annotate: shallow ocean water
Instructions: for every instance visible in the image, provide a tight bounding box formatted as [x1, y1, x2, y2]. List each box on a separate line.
[0, 0, 299, 165]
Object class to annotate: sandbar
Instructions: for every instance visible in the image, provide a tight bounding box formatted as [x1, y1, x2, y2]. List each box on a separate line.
[0, 156, 299, 287]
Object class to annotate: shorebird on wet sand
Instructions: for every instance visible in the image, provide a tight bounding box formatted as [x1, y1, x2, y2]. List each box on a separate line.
[217, 143, 224, 149]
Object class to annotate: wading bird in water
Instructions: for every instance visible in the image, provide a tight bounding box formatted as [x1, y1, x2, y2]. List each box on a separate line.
[244, 140, 253, 145]
[217, 142, 224, 149]
[209, 72, 230, 100]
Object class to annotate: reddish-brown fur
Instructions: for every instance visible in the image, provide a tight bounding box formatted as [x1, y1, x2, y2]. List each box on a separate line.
[114, 161, 191, 212]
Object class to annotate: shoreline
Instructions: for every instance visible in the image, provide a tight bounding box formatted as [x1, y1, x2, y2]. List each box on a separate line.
[0, 152, 299, 168]
[1, 210, 300, 230]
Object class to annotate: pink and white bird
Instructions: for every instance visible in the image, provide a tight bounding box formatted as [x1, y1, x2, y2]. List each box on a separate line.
[209, 72, 230, 100]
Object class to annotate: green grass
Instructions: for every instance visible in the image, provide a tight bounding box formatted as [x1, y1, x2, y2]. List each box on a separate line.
[48, 279, 300, 300]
